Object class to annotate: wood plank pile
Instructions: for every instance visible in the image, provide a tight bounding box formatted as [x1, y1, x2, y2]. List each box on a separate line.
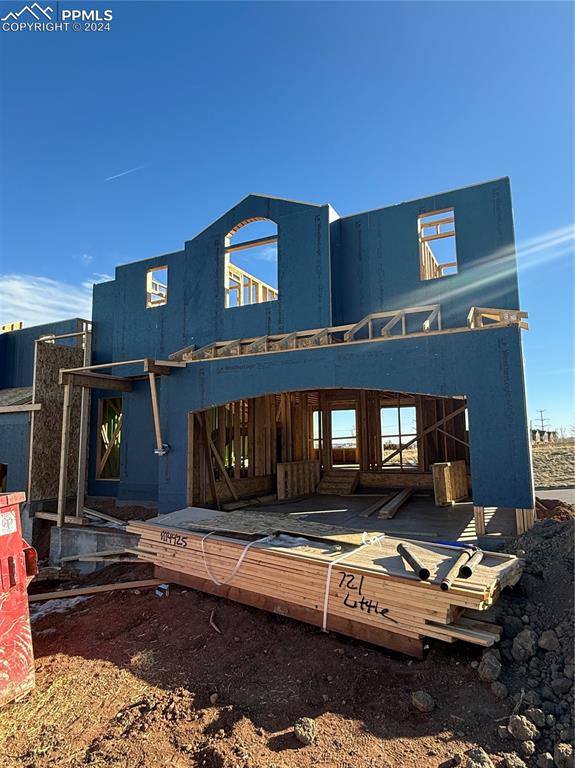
[432, 460, 469, 506]
[317, 469, 359, 495]
[277, 461, 321, 500]
[358, 489, 415, 519]
[127, 507, 523, 658]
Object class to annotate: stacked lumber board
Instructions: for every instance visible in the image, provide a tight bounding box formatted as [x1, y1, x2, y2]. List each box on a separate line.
[127, 507, 523, 658]
[277, 461, 321, 500]
[432, 461, 469, 506]
[317, 469, 359, 495]
[357, 489, 414, 519]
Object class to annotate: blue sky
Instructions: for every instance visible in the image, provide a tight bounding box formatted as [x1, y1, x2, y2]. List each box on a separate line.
[0, 1, 573, 429]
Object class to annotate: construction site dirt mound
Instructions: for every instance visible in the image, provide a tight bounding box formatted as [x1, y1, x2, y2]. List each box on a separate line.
[536, 496, 575, 521]
[483, 517, 575, 765]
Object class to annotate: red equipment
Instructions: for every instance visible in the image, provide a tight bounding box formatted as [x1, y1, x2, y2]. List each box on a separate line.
[0, 492, 37, 708]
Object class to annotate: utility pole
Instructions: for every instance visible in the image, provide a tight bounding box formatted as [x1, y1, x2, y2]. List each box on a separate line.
[535, 409, 550, 431]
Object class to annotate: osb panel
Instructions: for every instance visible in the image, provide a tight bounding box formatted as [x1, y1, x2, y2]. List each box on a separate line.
[29, 342, 84, 500]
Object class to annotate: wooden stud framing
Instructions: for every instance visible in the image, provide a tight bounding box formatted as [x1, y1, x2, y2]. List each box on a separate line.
[75, 330, 92, 517]
[56, 382, 72, 527]
[186, 390, 474, 507]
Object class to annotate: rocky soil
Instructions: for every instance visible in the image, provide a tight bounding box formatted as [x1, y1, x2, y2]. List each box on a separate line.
[468, 516, 575, 768]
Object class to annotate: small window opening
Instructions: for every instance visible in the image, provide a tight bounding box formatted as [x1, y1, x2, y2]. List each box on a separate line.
[381, 405, 418, 469]
[331, 409, 358, 467]
[146, 266, 168, 308]
[97, 397, 122, 480]
[418, 208, 458, 280]
[225, 219, 278, 308]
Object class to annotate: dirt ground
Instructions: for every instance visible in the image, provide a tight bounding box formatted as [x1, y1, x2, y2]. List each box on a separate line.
[531, 441, 575, 489]
[0, 558, 523, 768]
[1, 495, 572, 767]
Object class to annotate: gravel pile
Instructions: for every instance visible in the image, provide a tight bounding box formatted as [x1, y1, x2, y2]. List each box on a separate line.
[474, 517, 575, 767]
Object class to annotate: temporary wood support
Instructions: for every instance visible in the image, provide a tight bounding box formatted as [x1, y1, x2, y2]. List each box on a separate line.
[473, 506, 486, 536]
[75, 330, 92, 517]
[187, 412, 194, 505]
[515, 507, 536, 535]
[56, 382, 72, 527]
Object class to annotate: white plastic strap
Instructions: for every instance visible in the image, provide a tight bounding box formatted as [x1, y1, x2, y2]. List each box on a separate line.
[201, 531, 274, 587]
[322, 533, 386, 632]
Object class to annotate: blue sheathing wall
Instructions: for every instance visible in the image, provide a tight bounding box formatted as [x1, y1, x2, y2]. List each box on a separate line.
[331, 178, 519, 328]
[0, 412, 30, 492]
[91, 194, 332, 366]
[0, 318, 83, 388]
[157, 326, 533, 513]
[87, 180, 532, 510]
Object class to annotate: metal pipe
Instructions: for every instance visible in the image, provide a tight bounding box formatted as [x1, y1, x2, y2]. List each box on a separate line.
[459, 549, 484, 578]
[440, 548, 474, 591]
[397, 543, 430, 581]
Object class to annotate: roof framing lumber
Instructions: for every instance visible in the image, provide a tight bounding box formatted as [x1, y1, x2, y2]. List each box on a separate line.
[60, 371, 133, 392]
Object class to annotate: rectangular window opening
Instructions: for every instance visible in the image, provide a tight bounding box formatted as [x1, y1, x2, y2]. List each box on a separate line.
[418, 208, 458, 280]
[97, 397, 122, 480]
[146, 266, 168, 308]
[331, 408, 358, 467]
[381, 405, 418, 470]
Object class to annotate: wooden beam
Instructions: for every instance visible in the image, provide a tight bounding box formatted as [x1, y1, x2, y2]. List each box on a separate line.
[197, 412, 220, 509]
[0, 404, 41, 413]
[144, 359, 172, 376]
[148, 372, 164, 452]
[29, 579, 165, 602]
[234, 401, 242, 480]
[320, 392, 331, 470]
[75, 330, 92, 517]
[35, 511, 90, 525]
[61, 371, 133, 392]
[56, 382, 72, 527]
[225, 235, 278, 253]
[187, 412, 194, 506]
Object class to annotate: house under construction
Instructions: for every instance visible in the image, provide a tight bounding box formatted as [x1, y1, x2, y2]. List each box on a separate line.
[0, 177, 535, 542]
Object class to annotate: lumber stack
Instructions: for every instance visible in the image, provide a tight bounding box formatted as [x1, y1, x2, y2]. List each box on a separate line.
[317, 469, 359, 495]
[432, 460, 469, 506]
[127, 507, 523, 658]
[277, 461, 321, 500]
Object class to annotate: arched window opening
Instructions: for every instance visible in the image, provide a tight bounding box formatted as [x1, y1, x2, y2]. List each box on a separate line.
[224, 218, 278, 308]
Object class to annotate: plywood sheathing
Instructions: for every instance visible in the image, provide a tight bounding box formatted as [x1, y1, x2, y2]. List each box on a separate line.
[28, 341, 84, 501]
